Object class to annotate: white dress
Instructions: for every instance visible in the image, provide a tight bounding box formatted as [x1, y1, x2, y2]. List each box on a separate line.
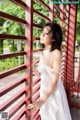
[37, 59, 72, 120]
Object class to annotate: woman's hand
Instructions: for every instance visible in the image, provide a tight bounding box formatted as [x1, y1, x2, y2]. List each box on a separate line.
[26, 99, 44, 110]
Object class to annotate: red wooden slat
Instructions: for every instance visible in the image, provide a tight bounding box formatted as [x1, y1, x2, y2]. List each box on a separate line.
[0, 64, 26, 79]
[0, 34, 26, 39]
[34, 113, 40, 120]
[32, 91, 40, 102]
[36, 0, 50, 10]
[11, 107, 27, 120]
[38, 117, 41, 120]
[10, 0, 27, 9]
[53, 11, 68, 26]
[54, 4, 67, 19]
[33, 9, 50, 21]
[0, 11, 26, 24]
[33, 77, 40, 86]
[32, 109, 39, 119]
[9, 94, 30, 118]
[20, 114, 27, 120]
[10, 102, 25, 118]
[0, 51, 26, 59]
[0, 75, 27, 96]
[33, 23, 42, 29]
[33, 37, 40, 40]
[33, 82, 40, 94]
[0, 87, 29, 110]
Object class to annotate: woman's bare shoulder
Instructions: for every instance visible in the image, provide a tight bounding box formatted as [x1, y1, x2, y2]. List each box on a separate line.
[51, 49, 62, 59]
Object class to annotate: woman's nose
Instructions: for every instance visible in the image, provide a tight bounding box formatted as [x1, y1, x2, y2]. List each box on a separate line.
[41, 32, 44, 37]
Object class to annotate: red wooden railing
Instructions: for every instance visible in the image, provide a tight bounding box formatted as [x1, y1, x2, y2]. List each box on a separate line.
[0, 0, 80, 120]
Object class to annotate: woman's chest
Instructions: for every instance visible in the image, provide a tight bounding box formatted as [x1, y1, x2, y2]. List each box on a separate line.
[41, 53, 53, 68]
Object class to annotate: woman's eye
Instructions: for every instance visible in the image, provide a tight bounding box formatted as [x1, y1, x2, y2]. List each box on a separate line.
[42, 32, 49, 35]
[45, 32, 49, 35]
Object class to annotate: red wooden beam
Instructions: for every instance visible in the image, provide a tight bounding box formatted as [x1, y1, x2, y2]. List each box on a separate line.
[32, 91, 40, 102]
[0, 64, 26, 79]
[33, 82, 40, 94]
[11, 107, 26, 120]
[54, 4, 67, 19]
[9, 94, 30, 118]
[36, 0, 50, 10]
[0, 34, 26, 39]
[0, 51, 26, 59]
[0, 75, 27, 96]
[10, 0, 27, 9]
[0, 11, 26, 24]
[33, 77, 40, 86]
[32, 109, 39, 118]
[33, 9, 50, 21]
[33, 23, 42, 29]
[34, 113, 40, 120]
[0, 87, 26, 110]
[33, 37, 40, 40]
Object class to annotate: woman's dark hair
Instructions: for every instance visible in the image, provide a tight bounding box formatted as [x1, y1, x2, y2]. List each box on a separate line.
[43, 21, 63, 52]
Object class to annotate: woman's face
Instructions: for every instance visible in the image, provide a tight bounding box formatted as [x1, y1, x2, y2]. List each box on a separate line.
[40, 26, 53, 45]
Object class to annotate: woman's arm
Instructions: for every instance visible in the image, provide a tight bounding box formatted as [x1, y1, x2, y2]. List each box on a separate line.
[40, 50, 62, 103]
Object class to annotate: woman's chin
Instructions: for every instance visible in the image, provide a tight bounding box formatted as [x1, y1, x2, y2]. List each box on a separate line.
[40, 40, 44, 44]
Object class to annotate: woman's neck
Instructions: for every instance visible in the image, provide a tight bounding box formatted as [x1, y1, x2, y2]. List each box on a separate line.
[45, 44, 51, 52]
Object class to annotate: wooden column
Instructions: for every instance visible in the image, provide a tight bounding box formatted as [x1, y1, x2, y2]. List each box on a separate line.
[25, 0, 33, 120]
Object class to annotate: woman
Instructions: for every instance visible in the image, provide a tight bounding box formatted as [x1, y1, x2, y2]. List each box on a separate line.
[27, 22, 72, 120]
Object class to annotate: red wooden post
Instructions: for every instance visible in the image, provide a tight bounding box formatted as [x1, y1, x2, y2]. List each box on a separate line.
[49, 1, 54, 21]
[66, 4, 77, 103]
[60, 4, 64, 27]
[25, 0, 33, 119]
[63, 4, 70, 89]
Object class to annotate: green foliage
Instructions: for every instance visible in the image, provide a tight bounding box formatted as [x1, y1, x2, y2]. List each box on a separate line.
[0, 56, 24, 71]
[0, 47, 3, 54]
[0, 58, 18, 71]
[9, 44, 17, 52]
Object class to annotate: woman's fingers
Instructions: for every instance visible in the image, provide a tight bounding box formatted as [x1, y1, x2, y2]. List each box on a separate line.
[27, 104, 34, 109]
[26, 101, 41, 110]
[27, 103, 37, 109]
